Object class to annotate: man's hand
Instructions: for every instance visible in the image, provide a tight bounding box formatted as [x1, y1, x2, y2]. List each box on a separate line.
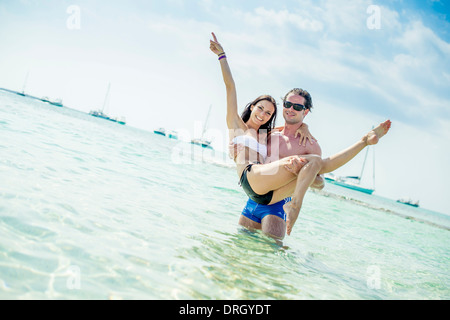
[295, 123, 317, 147]
[284, 156, 307, 175]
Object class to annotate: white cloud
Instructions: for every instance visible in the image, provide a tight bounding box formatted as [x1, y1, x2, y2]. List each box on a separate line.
[228, 3, 450, 133]
[243, 7, 323, 32]
[319, 0, 368, 34]
[394, 20, 450, 58]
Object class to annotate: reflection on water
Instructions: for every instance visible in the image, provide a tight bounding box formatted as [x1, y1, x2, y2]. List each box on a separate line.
[170, 227, 397, 300]
[170, 229, 316, 299]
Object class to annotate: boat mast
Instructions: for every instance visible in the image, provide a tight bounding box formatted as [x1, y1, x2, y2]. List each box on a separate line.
[372, 147, 376, 190]
[102, 83, 111, 114]
[359, 146, 369, 185]
[359, 125, 376, 189]
[202, 104, 212, 140]
[22, 71, 30, 94]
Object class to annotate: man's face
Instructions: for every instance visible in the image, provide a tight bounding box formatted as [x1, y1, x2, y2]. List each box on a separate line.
[283, 93, 309, 125]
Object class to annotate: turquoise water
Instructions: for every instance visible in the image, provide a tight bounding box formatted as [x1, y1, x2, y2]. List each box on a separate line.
[1, 89, 449, 299]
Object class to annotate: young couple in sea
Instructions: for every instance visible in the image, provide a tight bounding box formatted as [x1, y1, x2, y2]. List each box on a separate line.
[210, 32, 391, 239]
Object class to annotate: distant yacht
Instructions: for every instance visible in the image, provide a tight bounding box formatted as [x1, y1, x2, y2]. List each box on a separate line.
[153, 128, 166, 136]
[397, 198, 419, 208]
[89, 110, 126, 124]
[191, 104, 213, 149]
[41, 97, 63, 107]
[168, 131, 178, 139]
[49, 98, 63, 107]
[191, 138, 213, 149]
[89, 83, 126, 125]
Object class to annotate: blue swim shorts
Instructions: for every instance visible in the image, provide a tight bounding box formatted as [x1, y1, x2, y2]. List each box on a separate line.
[241, 197, 291, 224]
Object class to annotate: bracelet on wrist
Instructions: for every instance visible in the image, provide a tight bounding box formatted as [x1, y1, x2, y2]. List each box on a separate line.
[218, 55, 227, 60]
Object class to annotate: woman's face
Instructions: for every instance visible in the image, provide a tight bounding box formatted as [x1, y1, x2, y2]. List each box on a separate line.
[249, 100, 275, 128]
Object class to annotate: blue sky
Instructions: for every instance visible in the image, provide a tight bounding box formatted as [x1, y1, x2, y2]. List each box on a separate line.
[0, 0, 449, 214]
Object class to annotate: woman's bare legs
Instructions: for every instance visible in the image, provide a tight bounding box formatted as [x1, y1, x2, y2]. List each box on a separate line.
[246, 157, 307, 195]
[283, 120, 392, 235]
[319, 120, 391, 175]
[283, 157, 323, 235]
[246, 120, 391, 198]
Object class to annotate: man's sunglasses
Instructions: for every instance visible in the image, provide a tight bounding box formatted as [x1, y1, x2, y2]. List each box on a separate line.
[284, 101, 307, 111]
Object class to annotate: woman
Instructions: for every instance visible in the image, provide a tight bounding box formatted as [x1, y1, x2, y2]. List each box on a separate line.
[210, 33, 391, 235]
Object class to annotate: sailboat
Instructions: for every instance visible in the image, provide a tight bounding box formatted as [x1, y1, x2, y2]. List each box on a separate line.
[324, 145, 375, 195]
[16, 71, 29, 96]
[89, 83, 126, 125]
[47, 98, 64, 107]
[191, 104, 213, 149]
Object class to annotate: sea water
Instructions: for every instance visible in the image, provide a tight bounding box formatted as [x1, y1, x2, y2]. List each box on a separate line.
[0, 89, 449, 300]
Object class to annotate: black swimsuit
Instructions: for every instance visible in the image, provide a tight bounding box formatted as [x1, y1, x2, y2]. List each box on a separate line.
[239, 163, 274, 205]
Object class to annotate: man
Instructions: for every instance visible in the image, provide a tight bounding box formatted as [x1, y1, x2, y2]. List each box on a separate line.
[238, 88, 322, 240]
[237, 87, 391, 240]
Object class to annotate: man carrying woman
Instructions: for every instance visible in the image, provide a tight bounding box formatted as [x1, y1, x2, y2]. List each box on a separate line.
[210, 32, 391, 238]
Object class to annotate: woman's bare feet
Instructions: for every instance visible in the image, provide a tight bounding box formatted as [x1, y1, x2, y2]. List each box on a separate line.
[283, 199, 301, 236]
[365, 120, 391, 146]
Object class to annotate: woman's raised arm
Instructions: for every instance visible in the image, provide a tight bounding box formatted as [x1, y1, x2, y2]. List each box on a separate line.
[210, 32, 244, 131]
